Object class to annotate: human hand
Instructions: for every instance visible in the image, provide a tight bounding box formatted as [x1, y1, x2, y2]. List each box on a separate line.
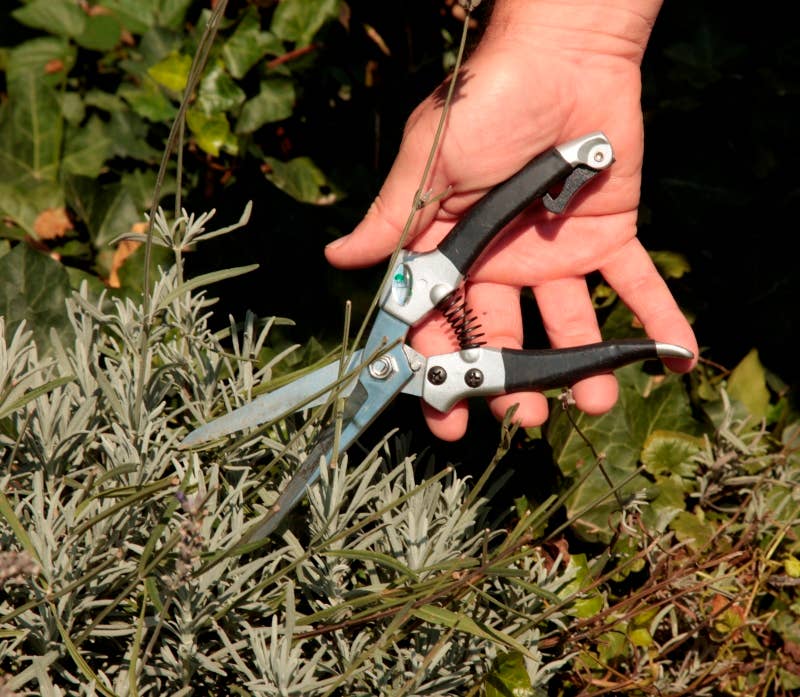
[325, 0, 697, 441]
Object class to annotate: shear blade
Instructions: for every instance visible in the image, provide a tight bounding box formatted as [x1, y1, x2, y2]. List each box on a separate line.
[179, 350, 364, 448]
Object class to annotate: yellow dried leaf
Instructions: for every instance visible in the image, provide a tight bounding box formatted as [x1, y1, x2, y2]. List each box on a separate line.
[108, 239, 141, 289]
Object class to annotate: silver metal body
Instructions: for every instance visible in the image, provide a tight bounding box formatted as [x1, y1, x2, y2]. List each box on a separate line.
[179, 131, 695, 543]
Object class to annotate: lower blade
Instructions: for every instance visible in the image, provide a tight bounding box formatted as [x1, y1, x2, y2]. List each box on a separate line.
[236, 386, 366, 544]
[179, 350, 363, 448]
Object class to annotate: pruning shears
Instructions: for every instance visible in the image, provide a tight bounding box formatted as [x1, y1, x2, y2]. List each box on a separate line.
[180, 132, 693, 542]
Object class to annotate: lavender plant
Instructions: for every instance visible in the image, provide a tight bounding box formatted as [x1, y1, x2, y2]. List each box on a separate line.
[0, 206, 593, 696]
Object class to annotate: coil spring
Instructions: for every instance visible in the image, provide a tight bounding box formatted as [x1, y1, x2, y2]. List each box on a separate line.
[436, 289, 486, 350]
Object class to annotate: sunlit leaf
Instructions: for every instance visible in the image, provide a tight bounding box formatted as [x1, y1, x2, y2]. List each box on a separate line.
[186, 109, 238, 157]
[197, 62, 247, 115]
[271, 0, 341, 46]
[223, 8, 284, 79]
[0, 243, 72, 352]
[236, 79, 295, 133]
[263, 156, 341, 205]
[147, 51, 192, 93]
[558, 554, 604, 617]
[727, 349, 771, 419]
[784, 555, 800, 578]
[629, 627, 653, 648]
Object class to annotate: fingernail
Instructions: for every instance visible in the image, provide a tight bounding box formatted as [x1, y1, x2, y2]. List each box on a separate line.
[325, 236, 348, 251]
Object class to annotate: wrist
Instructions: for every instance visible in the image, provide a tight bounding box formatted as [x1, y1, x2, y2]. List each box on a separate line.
[482, 0, 663, 63]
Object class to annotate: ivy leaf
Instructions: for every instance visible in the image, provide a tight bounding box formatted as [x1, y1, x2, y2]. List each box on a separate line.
[727, 349, 771, 419]
[118, 78, 177, 122]
[641, 429, 704, 478]
[197, 62, 247, 115]
[62, 116, 113, 178]
[650, 250, 691, 279]
[0, 183, 64, 239]
[558, 554, 604, 617]
[186, 109, 238, 157]
[547, 366, 700, 542]
[63, 177, 143, 252]
[271, 0, 341, 46]
[97, 0, 156, 34]
[2, 36, 76, 87]
[223, 8, 284, 79]
[147, 52, 192, 93]
[670, 510, 715, 552]
[485, 652, 536, 697]
[11, 0, 87, 39]
[640, 475, 686, 532]
[0, 244, 72, 353]
[0, 45, 70, 187]
[262, 156, 341, 205]
[236, 79, 295, 133]
[106, 111, 161, 162]
[155, 0, 194, 30]
[60, 93, 85, 125]
[77, 14, 122, 52]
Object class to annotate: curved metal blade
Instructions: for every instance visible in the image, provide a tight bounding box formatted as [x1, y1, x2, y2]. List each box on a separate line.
[179, 350, 364, 448]
[237, 312, 415, 543]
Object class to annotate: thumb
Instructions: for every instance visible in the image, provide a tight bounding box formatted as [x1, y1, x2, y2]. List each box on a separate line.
[325, 125, 447, 269]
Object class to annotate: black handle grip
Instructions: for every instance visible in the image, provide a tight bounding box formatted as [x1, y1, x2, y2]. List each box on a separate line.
[501, 339, 662, 393]
[436, 148, 573, 274]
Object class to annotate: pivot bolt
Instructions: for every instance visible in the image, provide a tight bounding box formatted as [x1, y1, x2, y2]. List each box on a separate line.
[369, 356, 396, 380]
[427, 366, 447, 385]
[464, 368, 484, 388]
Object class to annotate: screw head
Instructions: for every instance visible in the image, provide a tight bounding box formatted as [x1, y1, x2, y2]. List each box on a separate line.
[427, 366, 447, 385]
[464, 368, 483, 388]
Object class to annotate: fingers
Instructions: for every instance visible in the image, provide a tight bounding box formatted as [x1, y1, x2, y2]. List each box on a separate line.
[532, 276, 619, 414]
[410, 306, 470, 441]
[600, 238, 699, 373]
[411, 283, 549, 441]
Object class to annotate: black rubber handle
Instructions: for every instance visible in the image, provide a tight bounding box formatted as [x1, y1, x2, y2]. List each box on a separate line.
[436, 148, 573, 274]
[501, 339, 662, 393]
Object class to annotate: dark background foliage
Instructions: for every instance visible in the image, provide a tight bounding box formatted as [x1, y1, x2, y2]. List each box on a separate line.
[180, 0, 800, 394]
[1, 0, 796, 405]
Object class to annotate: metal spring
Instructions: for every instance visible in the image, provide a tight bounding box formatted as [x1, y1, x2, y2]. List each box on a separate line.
[436, 289, 486, 350]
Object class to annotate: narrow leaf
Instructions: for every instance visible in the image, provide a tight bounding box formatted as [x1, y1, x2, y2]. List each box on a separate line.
[0, 490, 41, 564]
[155, 264, 259, 310]
[0, 375, 76, 420]
[412, 604, 532, 657]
